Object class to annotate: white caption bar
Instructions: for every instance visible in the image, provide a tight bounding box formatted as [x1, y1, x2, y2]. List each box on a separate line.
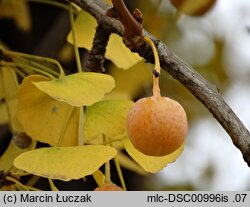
[0, 191, 249, 207]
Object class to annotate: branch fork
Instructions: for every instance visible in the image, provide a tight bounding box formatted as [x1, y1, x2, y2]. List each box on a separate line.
[109, 0, 145, 51]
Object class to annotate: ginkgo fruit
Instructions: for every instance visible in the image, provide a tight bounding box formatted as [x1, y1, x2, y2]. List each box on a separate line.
[126, 95, 188, 156]
[126, 36, 188, 157]
[94, 183, 124, 191]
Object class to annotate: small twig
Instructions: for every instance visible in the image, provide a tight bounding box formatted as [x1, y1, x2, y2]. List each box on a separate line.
[86, 24, 111, 73]
[68, 0, 250, 167]
[111, 0, 144, 51]
[111, 0, 142, 39]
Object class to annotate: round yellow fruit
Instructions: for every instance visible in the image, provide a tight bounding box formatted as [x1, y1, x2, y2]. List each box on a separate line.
[126, 96, 188, 156]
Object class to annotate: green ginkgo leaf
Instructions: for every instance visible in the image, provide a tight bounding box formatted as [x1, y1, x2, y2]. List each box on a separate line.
[17, 75, 79, 146]
[84, 100, 134, 143]
[123, 137, 185, 173]
[67, 10, 142, 70]
[33, 72, 115, 107]
[14, 145, 117, 181]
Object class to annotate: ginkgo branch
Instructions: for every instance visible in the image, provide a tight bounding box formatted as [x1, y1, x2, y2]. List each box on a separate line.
[111, 0, 142, 41]
[86, 24, 111, 73]
[69, 0, 250, 167]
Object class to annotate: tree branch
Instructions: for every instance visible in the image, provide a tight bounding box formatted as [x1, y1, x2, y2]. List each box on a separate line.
[86, 24, 111, 73]
[69, 0, 250, 166]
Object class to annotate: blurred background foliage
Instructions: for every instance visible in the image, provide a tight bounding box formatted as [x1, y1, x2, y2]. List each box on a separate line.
[0, 0, 250, 190]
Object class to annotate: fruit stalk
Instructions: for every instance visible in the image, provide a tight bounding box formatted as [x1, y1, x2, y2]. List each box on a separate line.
[126, 36, 188, 157]
[144, 36, 161, 98]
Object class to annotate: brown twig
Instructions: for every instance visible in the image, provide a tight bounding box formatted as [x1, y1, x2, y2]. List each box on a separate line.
[69, 0, 250, 166]
[85, 24, 111, 73]
[111, 0, 144, 51]
[111, 0, 142, 38]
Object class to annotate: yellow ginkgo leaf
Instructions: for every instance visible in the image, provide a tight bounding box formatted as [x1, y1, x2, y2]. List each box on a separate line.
[123, 137, 185, 173]
[106, 34, 142, 70]
[104, 61, 152, 100]
[0, 137, 36, 173]
[33, 72, 115, 107]
[117, 153, 147, 175]
[0, 71, 8, 125]
[0, 1, 12, 17]
[67, 10, 142, 70]
[1, 66, 18, 101]
[14, 145, 117, 181]
[0, 0, 31, 31]
[84, 100, 134, 143]
[1, 66, 23, 132]
[67, 10, 96, 50]
[17, 75, 79, 146]
[13, 0, 31, 31]
[0, 70, 4, 100]
[0, 103, 8, 125]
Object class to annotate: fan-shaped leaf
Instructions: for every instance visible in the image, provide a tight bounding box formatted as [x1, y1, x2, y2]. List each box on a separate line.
[84, 100, 134, 143]
[123, 137, 185, 173]
[33, 72, 115, 107]
[0, 70, 3, 100]
[104, 61, 152, 100]
[106, 34, 142, 70]
[67, 10, 96, 51]
[17, 75, 79, 146]
[0, 0, 31, 31]
[14, 145, 117, 181]
[0, 103, 8, 125]
[0, 66, 23, 132]
[0, 138, 36, 172]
